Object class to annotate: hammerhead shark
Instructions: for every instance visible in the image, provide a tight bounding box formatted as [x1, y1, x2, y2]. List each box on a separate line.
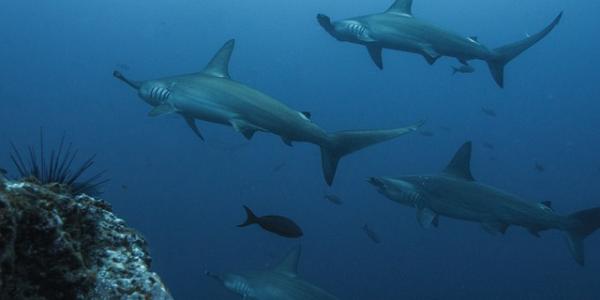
[206, 246, 338, 299]
[368, 142, 600, 265]
[113, 39, 421, 185]
[317, 0, 562, 87]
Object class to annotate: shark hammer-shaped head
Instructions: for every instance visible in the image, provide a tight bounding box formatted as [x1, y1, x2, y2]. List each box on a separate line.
[317, 14, 373, 44]
[112, 39, 235, 115]
[113, 70, 172, 107]
[368, 176, 425, 207]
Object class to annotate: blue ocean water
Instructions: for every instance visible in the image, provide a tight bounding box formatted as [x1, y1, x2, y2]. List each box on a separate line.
[1, 0, 599, 299]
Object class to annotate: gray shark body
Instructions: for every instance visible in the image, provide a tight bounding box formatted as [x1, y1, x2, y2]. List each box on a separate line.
[113, 40, 421, 185]
[368, 142, 600, 265]
[207, 246, 338, 300]
[317, 0, 562, 87]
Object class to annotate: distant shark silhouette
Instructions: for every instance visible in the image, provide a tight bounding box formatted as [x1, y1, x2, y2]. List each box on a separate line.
[206, 246, 338, 299]
[113, 40, 421, 185]
[317, 0, 562, 87]
[368, 142, 600, 265]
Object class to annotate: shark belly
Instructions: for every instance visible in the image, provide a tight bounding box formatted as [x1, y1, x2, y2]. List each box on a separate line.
[426, 178, 563, 230]
[198, 77, 329, 144]
[368, 15, 492, 61]
[367, 16, 431, 54]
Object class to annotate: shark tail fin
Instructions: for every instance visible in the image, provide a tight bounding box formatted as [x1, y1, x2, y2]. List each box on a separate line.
[237, 205, 259, 227]
[565, 207, 600, 266]
[320, 121, 423, 185]
[486, 12, 562, 88]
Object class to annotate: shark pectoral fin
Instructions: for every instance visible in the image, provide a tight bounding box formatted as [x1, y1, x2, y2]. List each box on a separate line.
[481, 221, 508, 235]
[230, 119, 263, 140]
[148, 104, 177, 117]
[420, 45, 440, 65]
[182, 115, 204, 141]
[416, 207, 437, 228]
[366, 45, 383, 69]
[281, 137, 293, 147]
[540, 201, 553, 211]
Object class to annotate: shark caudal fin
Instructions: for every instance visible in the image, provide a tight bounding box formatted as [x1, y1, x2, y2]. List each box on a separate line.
[486, 12, 562, 88]
[565, 207, 600, 266]
[320, 121, 423, 185]
[237, 205, 259, 227]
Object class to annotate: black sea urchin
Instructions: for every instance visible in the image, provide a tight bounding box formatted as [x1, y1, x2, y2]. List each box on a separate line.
[8, 130, 108, 196]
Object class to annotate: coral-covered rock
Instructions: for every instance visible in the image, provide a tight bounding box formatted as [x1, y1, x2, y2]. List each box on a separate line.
[0, 176, 173, 300]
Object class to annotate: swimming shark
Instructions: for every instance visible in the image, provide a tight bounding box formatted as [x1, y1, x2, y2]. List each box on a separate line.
[206, 246, 338, 299]
[113, 39, 422, 185]
[368, 142, 600, 265]
[317, 0, 562, 87]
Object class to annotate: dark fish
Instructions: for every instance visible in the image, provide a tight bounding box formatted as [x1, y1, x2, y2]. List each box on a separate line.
[272, 162, 286, 172]
[534, 162, 545, 172]
[362, 224, 381, 244]
[481, 107, 497, 117]
[238, 205, 303, 238]
[418, 129, 435, 137]
[324, 194, 343, 205]
[451, 64, 475, 75]
[0, 168, 7, 175]
[482, 142, 495, 150]
[121, 184, 128, 191]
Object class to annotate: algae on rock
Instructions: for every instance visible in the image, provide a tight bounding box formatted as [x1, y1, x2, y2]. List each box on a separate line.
[0, 176, 173, 300]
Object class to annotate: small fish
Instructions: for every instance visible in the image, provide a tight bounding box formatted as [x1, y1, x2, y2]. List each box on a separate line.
[418, 129, 435, 137]
[362, 224, 381, 244]
[482, 142, 495, 150]
[451, 64, 475, 75]
[121, 184, 128, 191]
[534, 162, 545, 173]
[0, 168, 7, 175]
[324, 194, 343, 205]
[481, 107, 497, 117]
[238, 205, 303, 238]
[272, 162, 286, 172]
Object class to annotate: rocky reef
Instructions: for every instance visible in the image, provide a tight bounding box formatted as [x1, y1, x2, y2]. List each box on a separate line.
[0, 175, 173, 300]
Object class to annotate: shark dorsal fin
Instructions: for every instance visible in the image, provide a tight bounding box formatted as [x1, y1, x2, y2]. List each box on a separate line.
[443, 142, 475, 181]
[272, 245, 301, 277]
[202, 39, 235, 79]
[386, 0, 413, 16]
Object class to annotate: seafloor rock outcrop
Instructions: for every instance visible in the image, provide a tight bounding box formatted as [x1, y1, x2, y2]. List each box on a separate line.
[0, 175, 173, 300]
